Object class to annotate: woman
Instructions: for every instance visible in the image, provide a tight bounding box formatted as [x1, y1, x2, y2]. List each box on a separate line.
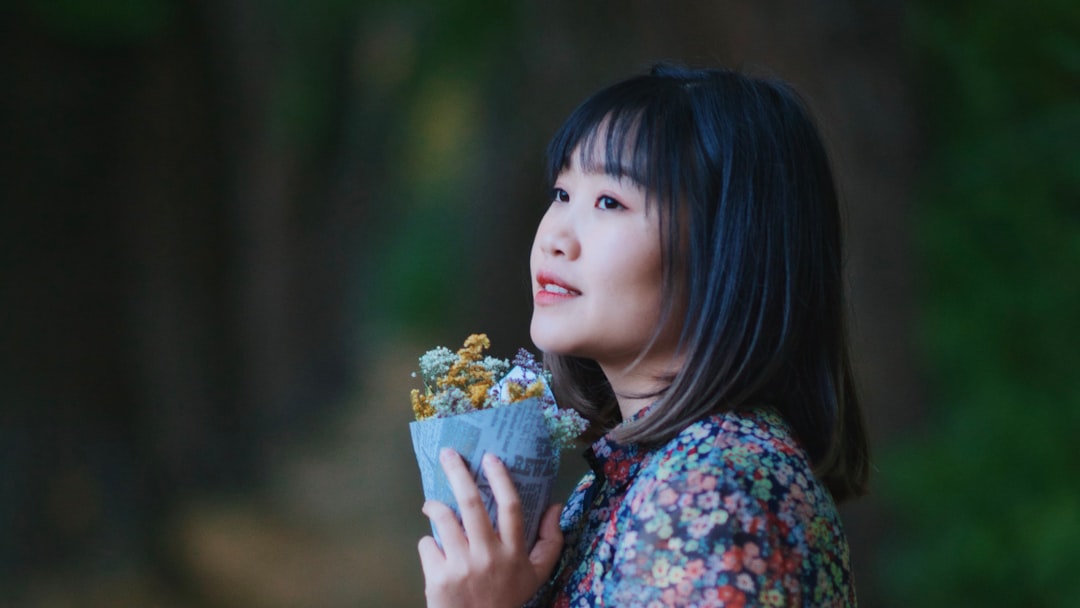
[419, 63, 870, 607]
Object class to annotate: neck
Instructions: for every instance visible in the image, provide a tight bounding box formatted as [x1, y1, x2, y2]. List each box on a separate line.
[599, 354, 683, 420]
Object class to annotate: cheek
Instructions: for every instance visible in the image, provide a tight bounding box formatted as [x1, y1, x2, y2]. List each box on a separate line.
[528, 224, 544, 274]
[528, 243, 543, 289]
[529, 211, 553, 262]
[629, 240, 665, 309]
[626, 234, 663, 284]
[606, 244, 663, 308]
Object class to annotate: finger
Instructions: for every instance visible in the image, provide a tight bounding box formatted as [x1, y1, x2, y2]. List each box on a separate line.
[417, 535, 445, 579]
[529, 503, 564, 579]
[422, 499, 469, 556]
[482, 453, 525, 550]
[439, 448, 496, 546]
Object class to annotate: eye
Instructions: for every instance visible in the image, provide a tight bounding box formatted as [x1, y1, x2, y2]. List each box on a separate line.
[596, 195, 624, 211]
[551, 187, 570, 203]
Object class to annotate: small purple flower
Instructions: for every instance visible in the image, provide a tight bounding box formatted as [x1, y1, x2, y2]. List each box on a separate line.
[512, 348, 542, 374]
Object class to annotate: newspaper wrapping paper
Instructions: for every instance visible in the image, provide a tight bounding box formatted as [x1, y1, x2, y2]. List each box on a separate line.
[409, 397, 560, 551]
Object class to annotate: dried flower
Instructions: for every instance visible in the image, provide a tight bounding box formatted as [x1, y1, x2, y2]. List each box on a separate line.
[411, 333, 587, 450]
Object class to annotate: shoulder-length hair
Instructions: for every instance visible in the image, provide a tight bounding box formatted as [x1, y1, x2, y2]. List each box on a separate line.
[543, 63, 870, 502]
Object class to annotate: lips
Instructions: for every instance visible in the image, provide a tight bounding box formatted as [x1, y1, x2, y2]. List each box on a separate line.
[535, 272, 580, 303]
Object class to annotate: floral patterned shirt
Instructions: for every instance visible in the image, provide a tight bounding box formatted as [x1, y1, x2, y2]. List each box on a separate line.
[527, 406, 856, 607]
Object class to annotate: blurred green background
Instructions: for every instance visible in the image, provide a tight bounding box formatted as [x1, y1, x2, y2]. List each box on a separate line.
[1, 1, 1077, 606]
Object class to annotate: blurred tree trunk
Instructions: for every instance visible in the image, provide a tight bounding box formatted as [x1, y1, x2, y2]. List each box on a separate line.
[0, 0, 360, 586]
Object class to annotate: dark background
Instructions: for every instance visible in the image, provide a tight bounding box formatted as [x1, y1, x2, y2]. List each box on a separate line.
[2, 1, 1077, 606]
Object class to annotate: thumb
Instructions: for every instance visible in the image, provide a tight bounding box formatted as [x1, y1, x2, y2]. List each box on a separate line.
[529, 503, 564, 578]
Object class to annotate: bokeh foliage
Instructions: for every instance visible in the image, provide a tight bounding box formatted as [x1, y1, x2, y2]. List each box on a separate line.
[881, 1, 1080, 605]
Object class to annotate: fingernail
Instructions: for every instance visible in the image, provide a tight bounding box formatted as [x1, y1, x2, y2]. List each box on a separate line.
[439, 447, 456, 463]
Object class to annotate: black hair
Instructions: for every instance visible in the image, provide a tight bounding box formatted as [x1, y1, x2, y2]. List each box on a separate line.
[542, 63, 870, 502]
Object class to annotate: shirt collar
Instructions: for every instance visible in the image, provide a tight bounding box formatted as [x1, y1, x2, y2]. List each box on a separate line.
[583, 401, 659, 490]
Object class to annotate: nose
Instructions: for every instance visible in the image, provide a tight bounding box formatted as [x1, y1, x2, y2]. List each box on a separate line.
[535, 208, 580, 260]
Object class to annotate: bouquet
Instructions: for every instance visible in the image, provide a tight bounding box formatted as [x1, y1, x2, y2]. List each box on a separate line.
[408, 334, 587, 549]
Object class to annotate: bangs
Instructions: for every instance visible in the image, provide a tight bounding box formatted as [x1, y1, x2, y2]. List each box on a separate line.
[544, 79, 688, 210]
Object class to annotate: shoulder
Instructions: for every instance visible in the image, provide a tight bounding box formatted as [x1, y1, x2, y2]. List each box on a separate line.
[647, 408, 814, 492]
[607, 409, 854, 605]
[633, 408, 837, 534]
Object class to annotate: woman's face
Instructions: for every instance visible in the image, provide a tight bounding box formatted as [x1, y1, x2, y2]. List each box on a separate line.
[530, 152, 681, 372]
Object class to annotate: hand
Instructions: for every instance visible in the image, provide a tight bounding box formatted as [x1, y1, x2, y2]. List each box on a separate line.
[418, 448, 563, 608]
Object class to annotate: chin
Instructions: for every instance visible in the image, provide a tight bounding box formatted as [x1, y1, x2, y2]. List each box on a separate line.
[530, 322, 575, 358]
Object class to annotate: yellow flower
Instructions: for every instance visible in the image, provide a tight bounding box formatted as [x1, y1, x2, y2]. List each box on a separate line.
[461, 333, 490, 357]
[504, 379, 546, 404]
[524, 380, 546, 400]
[468, 382, 490, 407]
[439, 334, 495, 398]
[411, 388, 435, 420]
[506, 382, 526, 402]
